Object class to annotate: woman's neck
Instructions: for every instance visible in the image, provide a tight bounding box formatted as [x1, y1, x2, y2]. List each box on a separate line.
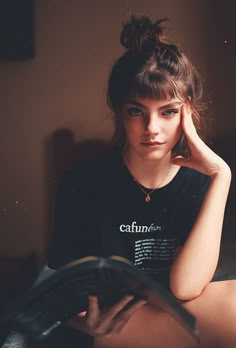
[123, 149, 178, 189]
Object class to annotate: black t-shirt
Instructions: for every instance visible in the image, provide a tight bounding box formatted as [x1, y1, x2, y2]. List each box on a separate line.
[46, 147, 211, 347]
[48, 147, 210, 286]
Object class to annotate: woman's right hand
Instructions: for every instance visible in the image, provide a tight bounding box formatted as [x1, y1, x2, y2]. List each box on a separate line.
[66, 294, 146, 336]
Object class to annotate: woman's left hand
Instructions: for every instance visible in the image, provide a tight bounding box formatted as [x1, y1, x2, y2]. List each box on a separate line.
[172, 104, 230, 177]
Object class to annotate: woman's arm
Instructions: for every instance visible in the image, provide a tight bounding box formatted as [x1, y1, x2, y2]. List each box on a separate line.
[169, 104, 231, 300]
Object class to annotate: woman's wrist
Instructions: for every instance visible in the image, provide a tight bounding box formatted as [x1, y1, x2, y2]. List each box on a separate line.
[210, 161, 231, 181]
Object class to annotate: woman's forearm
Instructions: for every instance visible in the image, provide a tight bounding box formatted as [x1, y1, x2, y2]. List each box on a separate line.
[169, 165, 231, 300]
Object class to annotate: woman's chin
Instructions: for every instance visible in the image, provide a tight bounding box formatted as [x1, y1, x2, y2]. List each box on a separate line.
[125, 146, 171, 162]
[139, 152, 167, 162]
[138, 148, 169, 161]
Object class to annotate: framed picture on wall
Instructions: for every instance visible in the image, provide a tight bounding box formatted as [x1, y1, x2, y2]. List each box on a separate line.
[0, 0, 34, 60]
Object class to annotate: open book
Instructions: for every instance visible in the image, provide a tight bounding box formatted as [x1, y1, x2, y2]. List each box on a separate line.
[0, 256, 199, 342]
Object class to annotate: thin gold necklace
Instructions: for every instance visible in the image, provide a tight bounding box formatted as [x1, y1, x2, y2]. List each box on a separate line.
[134, 167, 171, 203]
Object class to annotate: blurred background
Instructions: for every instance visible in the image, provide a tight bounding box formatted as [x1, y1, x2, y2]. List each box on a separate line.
[0, 0, 235, 302]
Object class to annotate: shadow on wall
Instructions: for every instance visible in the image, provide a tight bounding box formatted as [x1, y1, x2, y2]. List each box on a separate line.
[43, 129, 109, 265]
[0, 132, 109, 338]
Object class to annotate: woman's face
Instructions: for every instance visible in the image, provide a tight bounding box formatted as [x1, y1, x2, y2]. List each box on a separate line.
[122, 97, 183, 161]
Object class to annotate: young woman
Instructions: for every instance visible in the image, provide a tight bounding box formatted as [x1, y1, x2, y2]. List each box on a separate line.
[47, 16, 236, 348]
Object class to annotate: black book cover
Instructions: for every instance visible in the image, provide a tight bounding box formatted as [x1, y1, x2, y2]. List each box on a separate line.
[0, 256, 199, 342]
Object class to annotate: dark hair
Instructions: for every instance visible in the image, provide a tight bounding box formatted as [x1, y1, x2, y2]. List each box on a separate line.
[107, 15, 206, 157]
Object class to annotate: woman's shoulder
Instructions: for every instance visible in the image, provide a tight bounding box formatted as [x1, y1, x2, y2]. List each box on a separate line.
[177, 166, 211, 192]
[59, 145, 122, 188]
[181, 166, 211, 182]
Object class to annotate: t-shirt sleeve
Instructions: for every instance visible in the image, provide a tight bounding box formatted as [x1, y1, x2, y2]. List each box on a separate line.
[177, 172, 211, 245]
[47, 168, 95, 269]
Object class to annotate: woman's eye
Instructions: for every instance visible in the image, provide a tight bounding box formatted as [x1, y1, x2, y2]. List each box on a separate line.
[162, 109, 179, 116]
[127, 108, 144, 117]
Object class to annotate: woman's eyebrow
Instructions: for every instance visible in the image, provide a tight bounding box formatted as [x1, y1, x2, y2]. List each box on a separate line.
[125, 99, 182, 110]
[159, 102, 182, 110]
[125, 100, 147, 108]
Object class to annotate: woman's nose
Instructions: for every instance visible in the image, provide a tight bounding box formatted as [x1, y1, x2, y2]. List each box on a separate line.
[145, 114, 161, 134]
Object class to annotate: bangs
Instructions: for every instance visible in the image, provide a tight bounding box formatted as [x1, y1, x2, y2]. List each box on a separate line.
[127, 70, 182, 101]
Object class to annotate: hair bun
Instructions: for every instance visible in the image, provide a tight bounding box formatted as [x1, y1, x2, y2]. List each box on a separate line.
[120, 15, 168, 52]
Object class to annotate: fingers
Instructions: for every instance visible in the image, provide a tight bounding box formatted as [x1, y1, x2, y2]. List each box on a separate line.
[181, 104, 198, 141]
[105, 295, 135, 318]
[172, 155, 192, 167]
[116, 298, 147, 320]
[97, 295, 135, 330]
[88, 295, 146, 335]
[112, 299, 147, 334]
[100, 298, 146, 336]
[66, 296, 100, 335]
[68, 295, 146, 337]
[86, 295, 101, 326]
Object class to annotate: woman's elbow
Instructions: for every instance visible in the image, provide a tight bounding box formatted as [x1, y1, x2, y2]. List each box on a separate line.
[169, 280, 204, 301]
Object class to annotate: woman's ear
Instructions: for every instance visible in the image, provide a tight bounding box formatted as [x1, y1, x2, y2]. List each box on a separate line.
[184, 96, 193, 115]
[186, 96, 192, 104]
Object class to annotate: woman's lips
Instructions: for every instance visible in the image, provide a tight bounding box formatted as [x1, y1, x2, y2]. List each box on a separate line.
[141, 141, 165, 147]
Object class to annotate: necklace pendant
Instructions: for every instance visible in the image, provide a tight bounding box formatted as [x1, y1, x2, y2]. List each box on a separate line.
[145, 195, 151, 202]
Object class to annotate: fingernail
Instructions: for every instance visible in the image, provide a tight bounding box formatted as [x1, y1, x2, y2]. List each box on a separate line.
[88, 295, 97, 300]
[126, 295, 134, 300]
